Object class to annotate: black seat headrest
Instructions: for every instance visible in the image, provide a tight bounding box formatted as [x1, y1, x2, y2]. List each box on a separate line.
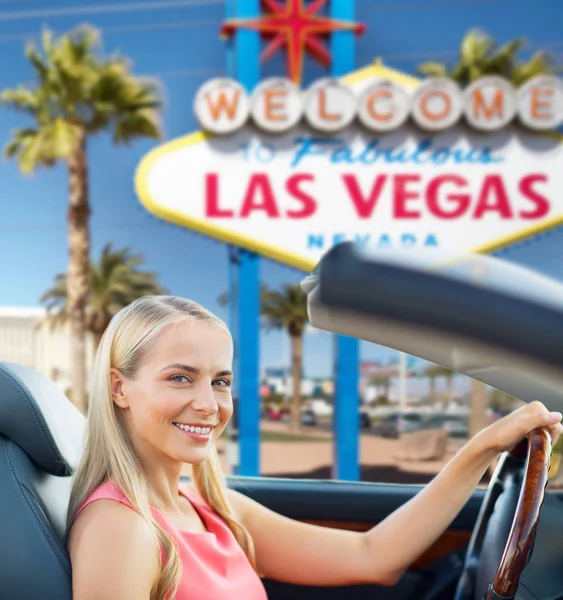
[0, 361, 85, 476]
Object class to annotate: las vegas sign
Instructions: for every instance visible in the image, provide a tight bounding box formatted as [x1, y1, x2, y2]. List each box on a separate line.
[135, 60, 563, 272]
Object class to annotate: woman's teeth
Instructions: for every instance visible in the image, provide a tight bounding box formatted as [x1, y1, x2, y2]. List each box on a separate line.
[174, 423, 212, 435]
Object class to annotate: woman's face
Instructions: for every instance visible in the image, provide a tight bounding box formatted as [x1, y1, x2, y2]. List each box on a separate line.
[111, 318, 234, 466]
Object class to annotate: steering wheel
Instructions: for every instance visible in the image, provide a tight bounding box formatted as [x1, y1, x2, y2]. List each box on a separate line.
[453, 428, 552, 600]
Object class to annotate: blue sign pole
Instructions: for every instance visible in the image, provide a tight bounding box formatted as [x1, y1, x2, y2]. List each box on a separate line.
[237, 250, 260, 476]
[225, 0, 238, 477]
[233, 0, 261, 477]
[330, 0, 360, 481]
[227, 246, 240, 475]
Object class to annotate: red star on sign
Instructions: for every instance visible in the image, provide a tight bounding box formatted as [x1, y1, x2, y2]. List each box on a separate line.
[221, 0, 366, 85]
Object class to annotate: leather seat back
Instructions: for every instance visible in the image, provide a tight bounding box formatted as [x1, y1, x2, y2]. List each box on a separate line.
[0, 361, 85, 600]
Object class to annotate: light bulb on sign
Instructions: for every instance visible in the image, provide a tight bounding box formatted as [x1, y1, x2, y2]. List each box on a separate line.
[303, 78, 357, 133]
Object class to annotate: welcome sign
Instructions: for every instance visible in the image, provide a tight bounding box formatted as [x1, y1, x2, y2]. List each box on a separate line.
[194, 74, 563, 134]
[135, 63, 563, 271]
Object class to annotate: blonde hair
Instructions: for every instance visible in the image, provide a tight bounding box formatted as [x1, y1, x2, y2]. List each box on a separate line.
[65, 295, 257, 600]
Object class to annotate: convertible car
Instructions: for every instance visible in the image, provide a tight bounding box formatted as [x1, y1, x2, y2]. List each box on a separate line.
[1, 242, 563, 600]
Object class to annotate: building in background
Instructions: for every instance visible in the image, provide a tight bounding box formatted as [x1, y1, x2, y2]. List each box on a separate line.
[0, 306, 96, 397]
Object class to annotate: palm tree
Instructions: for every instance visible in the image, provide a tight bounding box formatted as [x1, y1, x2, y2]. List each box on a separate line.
[425, 364, 455, 406]
[260, 284, 309, 431]
[1, 26, 162, 413]
[369, 374, 391, 401]
[469, 379, 489, 438]
[425, 365, 438, 402]
[417, 28, 558, 86]
[218, 283, 309, 429]
[42, 242, 167, 352]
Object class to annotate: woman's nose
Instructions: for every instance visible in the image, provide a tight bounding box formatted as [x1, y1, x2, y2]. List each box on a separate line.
[190, 384, 218, 414]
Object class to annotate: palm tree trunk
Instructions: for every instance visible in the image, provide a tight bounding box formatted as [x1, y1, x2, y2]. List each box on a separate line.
[289, 334, 302, 431]
[446, 374, 453, 407]
[67, 131, 90, 415]
[94, 330, 103, 350]
[470, 379, 489, 438]
[429, 376, 436, 401]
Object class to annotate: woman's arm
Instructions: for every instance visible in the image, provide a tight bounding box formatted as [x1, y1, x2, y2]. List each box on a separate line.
[68, 500, 160, 600]
[229, 439, 491, 586]
[229, 401, 562, 587]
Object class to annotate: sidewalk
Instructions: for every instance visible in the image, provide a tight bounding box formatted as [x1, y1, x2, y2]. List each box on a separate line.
[259, 422, 466, 484]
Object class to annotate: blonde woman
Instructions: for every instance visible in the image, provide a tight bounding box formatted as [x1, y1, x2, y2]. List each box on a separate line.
[65, 295, 562, 600]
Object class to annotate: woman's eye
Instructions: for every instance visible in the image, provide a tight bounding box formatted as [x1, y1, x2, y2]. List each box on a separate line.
[170, 374, 189, 383]
[214, 379, 231, 387]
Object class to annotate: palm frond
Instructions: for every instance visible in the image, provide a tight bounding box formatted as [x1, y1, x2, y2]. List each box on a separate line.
[41, 272, 69, 330]
[511, 51, 555, 86]
[494, 39, 524, 64]
[1, 24, 164, 174]
[261, 283, 309, 336]
[40, 242, 167, 341]
[24, 40, 51, 88]
[416, 28, 561, 89]
[0, 87, 42, 115]
[459, 29, 495, 67]
[416, 62, 448, 78]
[112, 110, 161, 144]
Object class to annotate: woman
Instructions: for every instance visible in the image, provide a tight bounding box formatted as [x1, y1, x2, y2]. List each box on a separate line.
[66, 295, 562, 600]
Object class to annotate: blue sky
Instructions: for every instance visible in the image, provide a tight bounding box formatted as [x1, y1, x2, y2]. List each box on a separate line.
[1, 0, 563, 378]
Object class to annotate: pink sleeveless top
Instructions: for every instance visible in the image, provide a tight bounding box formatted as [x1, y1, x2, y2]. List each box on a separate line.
[75, 481, 268, 600]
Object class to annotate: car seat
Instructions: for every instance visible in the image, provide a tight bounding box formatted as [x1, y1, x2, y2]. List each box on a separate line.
[0, 361, 85, 600]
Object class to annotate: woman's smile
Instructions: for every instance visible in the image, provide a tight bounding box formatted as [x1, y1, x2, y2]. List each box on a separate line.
[172, 422, 215, 443]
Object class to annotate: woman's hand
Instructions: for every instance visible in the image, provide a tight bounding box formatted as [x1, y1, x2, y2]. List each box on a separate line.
[473, 400, 563, 456]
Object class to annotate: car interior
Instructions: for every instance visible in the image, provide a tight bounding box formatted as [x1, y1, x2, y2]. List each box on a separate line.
[1, 242, 563, 600]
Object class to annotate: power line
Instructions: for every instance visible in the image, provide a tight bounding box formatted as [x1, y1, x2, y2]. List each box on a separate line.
[359, 0, 511, 12]
[357, 40, 563, 65]
[0, 0, 546, 27]
[0, 9, 559, 80]
[0, 0, 223, 22]
[0, 18, 561, 59]
[358, 49, 458, 63]
[153, 67, 224, 78]
[1, 65, 223, 84]
[87, 18, 219, 34]
[0, 222, 172, 231]
[0, 18, 220, 43]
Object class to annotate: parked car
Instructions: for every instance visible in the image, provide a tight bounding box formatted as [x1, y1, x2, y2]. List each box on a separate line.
[359, 410, 371, 429]
[305, 398, 333, 417]
[419, 415, 469, 438]
[264, 405, 285, 421]
[397, 413, 424, 435]
[442, 416, 469, 438]
[301, 409, 317, 427]
[373, 413, 400, 438]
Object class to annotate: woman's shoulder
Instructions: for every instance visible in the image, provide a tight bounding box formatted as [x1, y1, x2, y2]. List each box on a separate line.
[75, 480, 132, 517]
[70, 481, 148, 555]
[70, 481, 149, 548]
[68, 490, 159, 599]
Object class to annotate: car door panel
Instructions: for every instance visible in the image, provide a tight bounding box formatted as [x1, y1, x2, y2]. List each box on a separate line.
[214, 476, 485, 600]
[227, 476, 484, 529]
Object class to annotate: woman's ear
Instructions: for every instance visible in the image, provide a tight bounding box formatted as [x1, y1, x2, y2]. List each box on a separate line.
[110, 368, 129, 408]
